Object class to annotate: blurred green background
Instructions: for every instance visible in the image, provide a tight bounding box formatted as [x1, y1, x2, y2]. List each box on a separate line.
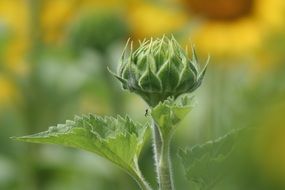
[1, 0, 285, 189]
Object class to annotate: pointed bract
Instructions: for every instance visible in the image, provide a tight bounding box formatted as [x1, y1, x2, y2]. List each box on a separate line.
[112, 36, 209, 107]
[139, 66, 162, 92]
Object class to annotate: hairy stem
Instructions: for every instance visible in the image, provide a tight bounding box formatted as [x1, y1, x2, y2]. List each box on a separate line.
[131, 162, 153, 190]
[158, 135, 174, 190]
[152, 120, 174, 190]
[152, 121, 162, 169]
[132, 171, 152, 190]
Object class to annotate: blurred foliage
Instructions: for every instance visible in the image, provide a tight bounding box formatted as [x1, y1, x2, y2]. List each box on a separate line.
[179, 129, 241, 190]
[0, 0, 285, 190]
[68, 10, 129, 53]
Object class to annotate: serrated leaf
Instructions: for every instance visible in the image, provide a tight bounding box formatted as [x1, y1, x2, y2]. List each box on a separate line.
[12, 114, 149, 174]
[178, 129, 241, 190]
[151, 95, 192, 138]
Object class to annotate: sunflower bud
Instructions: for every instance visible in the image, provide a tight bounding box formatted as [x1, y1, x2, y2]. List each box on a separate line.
[112, 36, 209, 107]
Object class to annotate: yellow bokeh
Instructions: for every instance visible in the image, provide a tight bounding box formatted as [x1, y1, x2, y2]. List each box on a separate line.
[253, 101, 285, 183]
[0, 1, 29, 36]
[192, 18, 262, 55]
[41, 0, 78, 44]
[0, 75, 19, 106]
[0, 0, 29, 75]
[4, 38, 30, 75]
[127, 1, 188, 39]
[41, 0, 124, 44]
[182, 0, 285, 56]
[257, 0, 285, 30]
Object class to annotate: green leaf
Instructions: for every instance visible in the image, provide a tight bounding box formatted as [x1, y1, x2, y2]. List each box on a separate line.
[178, 129, 241, 190]
[12, 114, 149, 174]
[151, 95, 192, 138]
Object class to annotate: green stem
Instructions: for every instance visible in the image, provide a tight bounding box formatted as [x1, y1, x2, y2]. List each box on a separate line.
[152, 121, 162, 169]
[132, 171, 152, 190]
[159, 135, 174, 190]
[152, 120, 174, 190]
[131, 162, 153, 190]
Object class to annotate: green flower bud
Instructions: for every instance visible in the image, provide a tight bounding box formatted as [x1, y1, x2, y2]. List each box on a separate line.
[111, 36, 209, 107]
